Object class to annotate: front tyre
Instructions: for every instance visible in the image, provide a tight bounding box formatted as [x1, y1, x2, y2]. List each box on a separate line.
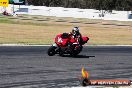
[47, 46, 56, 56]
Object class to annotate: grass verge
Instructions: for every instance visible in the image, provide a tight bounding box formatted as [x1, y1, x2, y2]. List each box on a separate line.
[0, 15, 132, 45]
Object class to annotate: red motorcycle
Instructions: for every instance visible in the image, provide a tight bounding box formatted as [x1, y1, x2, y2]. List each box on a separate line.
[47, 33, 89, 56]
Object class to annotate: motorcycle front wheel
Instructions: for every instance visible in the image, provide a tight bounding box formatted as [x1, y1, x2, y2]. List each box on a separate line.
[47, 46, 56, 56]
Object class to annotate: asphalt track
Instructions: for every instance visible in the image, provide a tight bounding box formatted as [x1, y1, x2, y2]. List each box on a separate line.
[0, 46, 132, 88]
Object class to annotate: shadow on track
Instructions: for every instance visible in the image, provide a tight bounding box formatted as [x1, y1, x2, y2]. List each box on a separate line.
[73, 55, 95, 58]
[60, 55, 95, 58]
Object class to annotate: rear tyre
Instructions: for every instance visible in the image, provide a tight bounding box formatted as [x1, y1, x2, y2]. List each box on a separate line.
[70, 46, 82, 57]
[47, 46, 56, 56]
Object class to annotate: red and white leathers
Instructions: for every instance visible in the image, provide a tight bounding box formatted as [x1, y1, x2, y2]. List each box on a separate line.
[68, 32, 89, 45]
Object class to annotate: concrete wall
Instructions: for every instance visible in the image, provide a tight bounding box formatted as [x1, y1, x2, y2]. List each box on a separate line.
[0, 5, 132, 21]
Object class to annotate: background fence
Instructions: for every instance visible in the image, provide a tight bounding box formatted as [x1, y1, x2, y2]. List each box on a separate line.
[0, 4, 132, 21]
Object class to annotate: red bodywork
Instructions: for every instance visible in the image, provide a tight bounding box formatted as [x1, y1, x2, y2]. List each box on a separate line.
[55, 34, 69, 47]
[55, 33, 89, 47]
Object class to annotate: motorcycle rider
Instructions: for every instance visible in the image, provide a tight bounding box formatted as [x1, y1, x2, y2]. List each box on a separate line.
[65, 27, 83, 52]
[58, 27, 88, 47]
[58, 27, 82, 46]
[69, 27, 83, 44]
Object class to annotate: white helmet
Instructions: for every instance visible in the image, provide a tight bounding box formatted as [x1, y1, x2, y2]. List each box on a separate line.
[73, 27, 79, 31]
[72, 27, 80, 35]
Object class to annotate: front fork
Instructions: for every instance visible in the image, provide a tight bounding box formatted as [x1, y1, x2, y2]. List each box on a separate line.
[52, 43, 61, 54]
[52, 43, 57, 47]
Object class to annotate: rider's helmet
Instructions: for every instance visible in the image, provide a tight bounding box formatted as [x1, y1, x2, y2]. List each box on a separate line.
[72, 27, 80, 36]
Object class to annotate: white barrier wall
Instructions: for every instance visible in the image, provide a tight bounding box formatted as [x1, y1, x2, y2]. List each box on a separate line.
[0, 5, 132, 21]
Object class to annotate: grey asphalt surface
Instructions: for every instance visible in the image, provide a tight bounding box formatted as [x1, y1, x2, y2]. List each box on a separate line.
[0, 46, 132, 88]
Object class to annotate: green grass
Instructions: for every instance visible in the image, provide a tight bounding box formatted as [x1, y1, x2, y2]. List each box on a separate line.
[0, 17, 50, 26]
[0, 17, 15, 23]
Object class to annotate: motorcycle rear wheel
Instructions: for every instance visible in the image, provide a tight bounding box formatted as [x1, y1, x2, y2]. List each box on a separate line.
[70, 46, 82, 57]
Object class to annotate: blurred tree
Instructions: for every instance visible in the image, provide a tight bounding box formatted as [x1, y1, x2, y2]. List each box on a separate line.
[26, 0, 132, 11]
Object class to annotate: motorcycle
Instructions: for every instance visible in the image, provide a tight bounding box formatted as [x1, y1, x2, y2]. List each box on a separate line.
[47, 33, 89, 57]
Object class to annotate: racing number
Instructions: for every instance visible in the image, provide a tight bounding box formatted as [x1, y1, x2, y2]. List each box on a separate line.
[58, 37, 63, 43]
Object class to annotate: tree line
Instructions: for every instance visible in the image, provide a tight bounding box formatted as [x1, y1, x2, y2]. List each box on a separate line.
[27, 0, 132, 11]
